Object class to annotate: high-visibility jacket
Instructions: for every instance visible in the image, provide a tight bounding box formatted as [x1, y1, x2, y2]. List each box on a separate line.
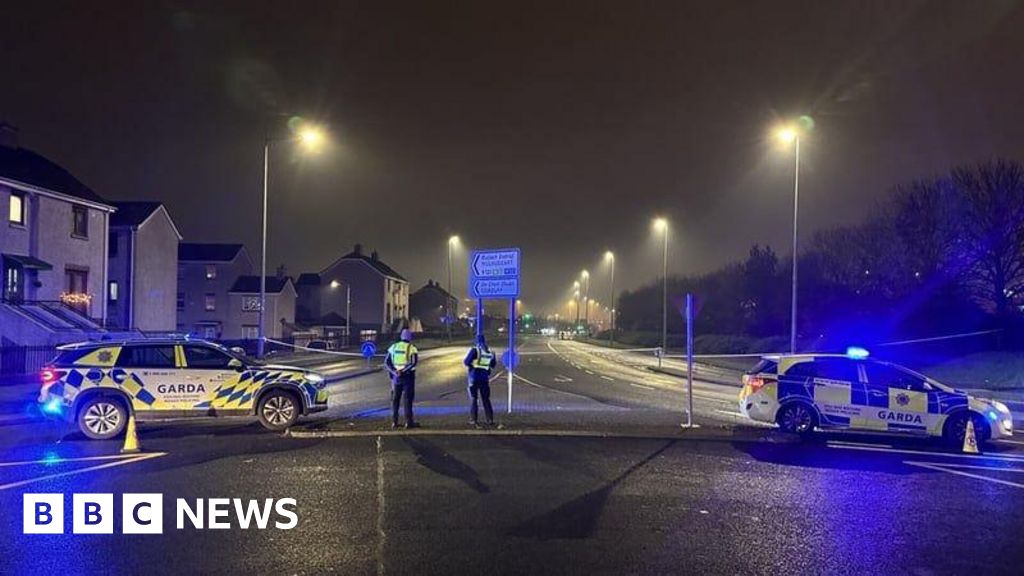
[387, 341, 418, 371]
[472, 347, 495, 371]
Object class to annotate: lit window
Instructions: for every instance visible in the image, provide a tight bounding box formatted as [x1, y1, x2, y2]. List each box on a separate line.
[204, 293, 216, 311]
[9, 192, 25, 225]
[109, 281, 119, 302]
[72, 206, 88, 237]
[205, 266, 217, 280]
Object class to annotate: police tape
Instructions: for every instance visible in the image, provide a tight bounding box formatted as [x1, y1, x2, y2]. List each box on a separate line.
[262, 338, 382, 357]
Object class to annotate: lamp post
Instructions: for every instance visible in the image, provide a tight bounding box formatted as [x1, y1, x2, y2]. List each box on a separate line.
[573, 281, 581, 329]
[776, 126, 801, 354]
[581, 270, 590, 334]
[604, 251, 615, 346]
[654, 218, 668, 367]
[330, 279, 351, 348]
[257, 124, 325, 358]
[447, 235, 459, 343]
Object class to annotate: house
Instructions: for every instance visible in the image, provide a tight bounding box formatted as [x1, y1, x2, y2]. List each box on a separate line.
[107, 201, 182, 332]
[315, 244, 409, 339]
[0, 123, 115, 345]
[226, 275, 296, 341]
[410, 279, 457, 331]
[177, 243, 254, 339]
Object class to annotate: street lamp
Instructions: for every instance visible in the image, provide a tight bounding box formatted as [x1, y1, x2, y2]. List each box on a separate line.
[581, 270, 590, 333]
[775, 123, 801, 354]
[653, 217, 668, 367]
[447, 235, 460, 342]
[258, 122, 326, 358]
[604, 251, 615, 345]
[573, 281, 581, 328]
[329, 279, 351, 348]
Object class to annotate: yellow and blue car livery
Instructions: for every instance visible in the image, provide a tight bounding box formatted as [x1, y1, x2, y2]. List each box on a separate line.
[38, 339, 328, 430]
[739, 354, 1013, 443]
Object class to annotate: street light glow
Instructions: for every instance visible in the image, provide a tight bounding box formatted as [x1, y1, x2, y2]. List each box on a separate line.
[298, 126, 325, 151]
[581, 269, 589, 279]
[604, 251, 614, 262]
[653, 217, 668, 231]
[448, 235, 460, 245]
[775, 126, 797, 145]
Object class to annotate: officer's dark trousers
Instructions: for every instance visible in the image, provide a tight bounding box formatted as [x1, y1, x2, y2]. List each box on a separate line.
[391, 373, 415, 425]
[468, 379, 494, 423]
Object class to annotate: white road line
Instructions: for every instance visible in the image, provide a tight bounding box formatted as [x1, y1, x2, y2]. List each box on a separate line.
[376, 436, 386, 576]
[0, 452, 167, 492]
[919, 462, 1024, 473]
[584, 370, 595, 375]
[904, 461, 1024, 489]
[600, 376, 615, 382]
[995, 439, 1024, 446]
[828, 440, 895, 449]
[0, 453, 146, 468]
[630, 383, 655, 390]
[553, 376, 573, 383]
[512, 374, 597, 402]
[828, 443, 1024, 462]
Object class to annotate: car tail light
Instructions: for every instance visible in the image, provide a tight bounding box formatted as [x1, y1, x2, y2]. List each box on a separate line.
[748, 376, 766, 392]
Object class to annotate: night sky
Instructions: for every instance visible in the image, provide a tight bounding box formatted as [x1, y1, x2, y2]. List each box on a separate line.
[3, 1, 1023, 314]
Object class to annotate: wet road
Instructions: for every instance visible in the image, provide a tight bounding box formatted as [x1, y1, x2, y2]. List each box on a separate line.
[0, 337, 1022, 575]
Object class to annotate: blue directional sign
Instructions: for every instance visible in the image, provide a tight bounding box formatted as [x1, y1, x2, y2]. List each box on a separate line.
[501, 349, 519, 370]
[469, 248, 521, 299]
[361, 341, 377, 359]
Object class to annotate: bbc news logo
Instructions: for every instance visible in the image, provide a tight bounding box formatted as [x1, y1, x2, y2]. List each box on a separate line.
[23, 494, 298, 534]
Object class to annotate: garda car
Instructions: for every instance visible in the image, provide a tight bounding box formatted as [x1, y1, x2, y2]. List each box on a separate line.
[38, 339, 329, 439]
[738, 352, 1013, 445]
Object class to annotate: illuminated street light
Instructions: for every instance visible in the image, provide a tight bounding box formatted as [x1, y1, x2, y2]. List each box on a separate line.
[604, 251, 615, 345]
[773, 120, 806, 353]
[258, 121, 328, 357]
[581, 270, 590, 332]
[447, 235, 460, 342]
[653, 217, 669, 367]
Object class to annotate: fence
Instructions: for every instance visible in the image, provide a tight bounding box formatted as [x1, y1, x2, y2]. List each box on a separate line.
[0, 345, 57, 376]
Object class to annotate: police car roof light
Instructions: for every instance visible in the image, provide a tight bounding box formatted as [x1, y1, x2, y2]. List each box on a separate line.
[846, 346, 870, 359]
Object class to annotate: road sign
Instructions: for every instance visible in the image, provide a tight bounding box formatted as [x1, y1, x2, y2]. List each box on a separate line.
[469, 248, 521, 299]
[501, 349, 519, 370]
[361, 341, 377, 359]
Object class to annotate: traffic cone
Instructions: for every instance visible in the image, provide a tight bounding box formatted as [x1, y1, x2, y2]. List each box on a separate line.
[962, 417, 980, 454]
[121, 413, 140, 453]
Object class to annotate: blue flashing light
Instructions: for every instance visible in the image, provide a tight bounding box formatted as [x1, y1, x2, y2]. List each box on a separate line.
[988, 411, 999, 421]
[846, 346, 870, 360]
[42, 398, 63, 415]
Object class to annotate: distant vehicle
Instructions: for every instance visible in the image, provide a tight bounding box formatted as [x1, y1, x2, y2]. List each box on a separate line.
[38, 339, 329, 439]
[739, 351, 1013, 445]
[558, 331, 574, 340]
[306, 340, 333, 350]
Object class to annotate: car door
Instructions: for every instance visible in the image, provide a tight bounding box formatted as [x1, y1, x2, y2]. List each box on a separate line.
[113, 344, 177, 411]
[863, 362, 933, 434]
[180, 344, 246, 412]
[807, 359, 860, 429]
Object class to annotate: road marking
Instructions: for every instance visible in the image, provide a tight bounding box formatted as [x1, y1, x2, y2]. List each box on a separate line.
[827, 440, 895, 449]
[630, 383, 655, 390]
[584, 370, 595, 375]
[0, 453, 147, 468]
[995, 439, 1024, 446]
[601, 375, 615, 382]
[918, 462, 1024, 473]
[828, 443, 1024, 462]
[489, 370, 506, 382]
[553, 375, 573, 383]
[376, 436, 386, 576]
[904, 461, 1024, 489]
[0, 452, 167, 492]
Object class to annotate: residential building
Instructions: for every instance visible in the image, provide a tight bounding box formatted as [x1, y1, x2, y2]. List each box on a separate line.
[226, 275, 296, 340]
[177, 243, 254, 339]
[316, 244, 409, 338]
[0, 123, 115, 345]
[410, 279, 457, 331]
[107, 201, 182, 332]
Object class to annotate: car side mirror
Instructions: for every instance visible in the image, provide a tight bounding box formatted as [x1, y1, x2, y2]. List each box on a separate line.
[230, 346, 246, 355]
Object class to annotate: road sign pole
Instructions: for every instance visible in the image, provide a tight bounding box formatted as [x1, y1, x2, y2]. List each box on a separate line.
[685, 293, 694, 428]
[507, 297, 514, 413]
[476, 299, 483, 339]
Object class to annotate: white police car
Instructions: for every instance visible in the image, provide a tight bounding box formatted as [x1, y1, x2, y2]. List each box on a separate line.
[738, 351, 1013, 445]
[38, 339, 329, 439]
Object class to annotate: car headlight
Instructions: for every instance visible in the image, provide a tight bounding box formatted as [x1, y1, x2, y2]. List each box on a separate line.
[306, 373, 325, 388]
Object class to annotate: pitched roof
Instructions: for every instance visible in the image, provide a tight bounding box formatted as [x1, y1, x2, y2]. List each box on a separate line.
[296, 273, 321, 286]
[412, 281, 455, 300]
[110, 201, 162, 227]
[0, 144, 109, 206]
[335, 250, 406, 281]
[229, 275, 294, 294]
[179, 243, 245, 262]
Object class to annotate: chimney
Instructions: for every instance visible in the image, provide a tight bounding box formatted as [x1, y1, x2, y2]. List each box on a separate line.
[0, 123, 18, 149]
[353, 243, 363, 256]
[371, 250, 379, 261]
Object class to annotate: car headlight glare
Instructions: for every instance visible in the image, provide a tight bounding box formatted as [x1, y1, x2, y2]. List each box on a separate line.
[306, 373, 325, 387]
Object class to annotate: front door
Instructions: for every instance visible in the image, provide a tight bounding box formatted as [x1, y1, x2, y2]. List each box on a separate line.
[864, 362, 934, 434]
[2, 260, 23, 303]
[180, 344, 245, 412]
[64, 268, 89, 315]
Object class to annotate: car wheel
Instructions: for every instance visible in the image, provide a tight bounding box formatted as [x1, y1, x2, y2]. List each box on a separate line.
[258, 390, 300, 431]
[777, 402, 816, 435]
[943, 411, 989, 447]
[78, 397, 128, 440]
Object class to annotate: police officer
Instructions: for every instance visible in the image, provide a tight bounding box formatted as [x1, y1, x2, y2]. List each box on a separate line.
[385, 329, 419, 429]
[463, 334, 496, 427]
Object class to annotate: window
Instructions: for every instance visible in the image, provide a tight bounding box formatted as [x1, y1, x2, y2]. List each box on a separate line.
[108, 281, 118, 302]
[199, 324, 219, 339]
[204, 293, 216, 311]
[9, 191, 24, 225]
[109, 232, 119, 257]
[183, 345, 233, 369]
[865, 363, 929, 392]
[812, 359, 858, 383]
[176, 292, 185, 311]
[243, 325, 259, 340]
[72, 206, 88, 238]
[115, 345, 176, 369]
[205, 265, 217, 280]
